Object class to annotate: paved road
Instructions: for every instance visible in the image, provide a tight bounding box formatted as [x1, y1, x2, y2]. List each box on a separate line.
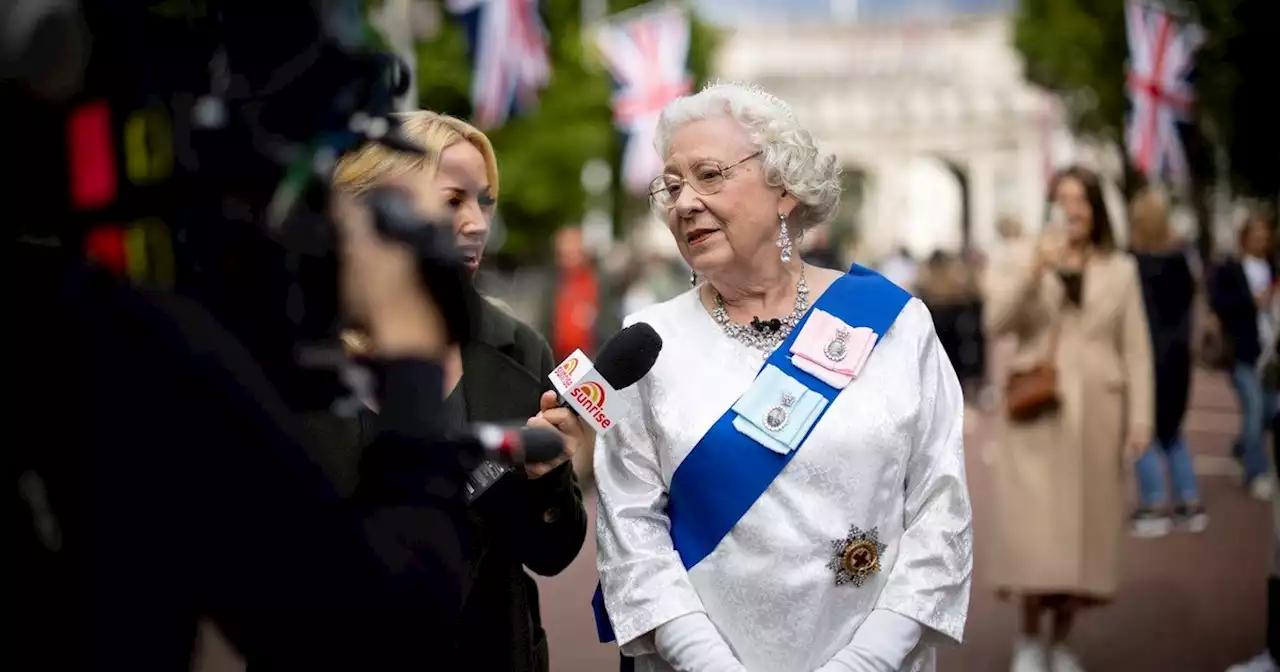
[194, 368, 1273, 672]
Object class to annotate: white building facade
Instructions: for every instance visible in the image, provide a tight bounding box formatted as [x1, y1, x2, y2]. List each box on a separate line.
[710, 12, 1123, 262]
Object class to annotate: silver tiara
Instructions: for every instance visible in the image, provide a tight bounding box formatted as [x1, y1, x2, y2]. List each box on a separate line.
[700, 79, 796, 122]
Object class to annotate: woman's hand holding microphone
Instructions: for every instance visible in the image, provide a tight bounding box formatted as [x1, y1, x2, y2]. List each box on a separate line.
[525, 391, 595, 480]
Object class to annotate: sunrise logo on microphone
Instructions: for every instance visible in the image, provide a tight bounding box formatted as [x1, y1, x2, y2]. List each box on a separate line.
[571, 381, 612, 429]
[553, 357, 580, 388]
[548, 349, 619, 434]
[574, 382, 606, 407]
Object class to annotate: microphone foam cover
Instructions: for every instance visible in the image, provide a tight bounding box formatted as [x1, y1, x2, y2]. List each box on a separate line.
[521, 426, 567, 464]
[593, 322, 663, 391]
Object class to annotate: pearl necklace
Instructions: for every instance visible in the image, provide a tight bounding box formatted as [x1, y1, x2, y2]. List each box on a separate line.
[710, 267, 810, 357]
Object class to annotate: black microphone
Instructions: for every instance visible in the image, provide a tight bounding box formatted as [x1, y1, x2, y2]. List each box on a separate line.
[462, 424, 564, 466]
[292, 345, 562, 466]
[457, 425, 564, 503]
[554, 322, 664, 412]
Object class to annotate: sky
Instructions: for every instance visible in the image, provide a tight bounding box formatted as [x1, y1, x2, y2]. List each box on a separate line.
[691, 0, 1015, 25]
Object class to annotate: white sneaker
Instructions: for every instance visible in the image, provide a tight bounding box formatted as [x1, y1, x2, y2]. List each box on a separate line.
[1226, 652, 1280, 672]
[1173, 504, 1210, 533]
[1130, 508, 1173, 538]
[1011, 637, 1048, 672]
[1249, 476, 1275, 501]
[1048, 644, 1085, 672]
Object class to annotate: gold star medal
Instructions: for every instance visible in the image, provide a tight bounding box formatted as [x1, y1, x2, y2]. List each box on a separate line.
[826, 525, 886, 587]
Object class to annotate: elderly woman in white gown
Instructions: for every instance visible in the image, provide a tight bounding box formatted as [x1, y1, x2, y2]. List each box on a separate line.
[590, 81, 973, 672]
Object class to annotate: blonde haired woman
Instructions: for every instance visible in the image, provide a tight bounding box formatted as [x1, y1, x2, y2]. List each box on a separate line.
[1127, 187, 1207, 537]
[332, 111, 589, 672]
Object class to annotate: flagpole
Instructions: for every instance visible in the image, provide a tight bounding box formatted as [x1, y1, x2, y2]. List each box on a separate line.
[1213, 129, 1231, 258]
[370, 0, 418, 111]
[581, 0, 614, 257]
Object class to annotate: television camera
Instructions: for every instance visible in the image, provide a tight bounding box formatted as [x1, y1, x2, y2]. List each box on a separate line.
[6, 0, 476, 412]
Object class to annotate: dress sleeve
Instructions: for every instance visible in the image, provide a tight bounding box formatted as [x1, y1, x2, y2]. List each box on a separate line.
[594, 351, 715, 657]
[873, 301, 973, 645]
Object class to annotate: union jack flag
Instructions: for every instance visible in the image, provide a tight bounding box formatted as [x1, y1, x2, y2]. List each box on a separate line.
[446, 0, 552, 130]
[593, 5, 692, 195]
[1124, 0, 1204, 186]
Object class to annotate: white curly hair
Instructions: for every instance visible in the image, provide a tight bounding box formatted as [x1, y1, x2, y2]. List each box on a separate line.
[654, 80, 843, 232]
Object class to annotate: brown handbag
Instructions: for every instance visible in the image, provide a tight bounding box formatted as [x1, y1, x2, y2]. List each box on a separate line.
[1004, 323, 1061, 422]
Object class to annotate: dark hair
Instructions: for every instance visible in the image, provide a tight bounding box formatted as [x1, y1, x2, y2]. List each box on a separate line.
[1047, 165, 1115, 251]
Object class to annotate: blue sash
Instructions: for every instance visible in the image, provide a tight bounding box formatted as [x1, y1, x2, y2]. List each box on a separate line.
[592, 265, 911, 643]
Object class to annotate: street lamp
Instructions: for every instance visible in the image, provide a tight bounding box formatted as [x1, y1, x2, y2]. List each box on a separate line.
[581, 158, 614, 256]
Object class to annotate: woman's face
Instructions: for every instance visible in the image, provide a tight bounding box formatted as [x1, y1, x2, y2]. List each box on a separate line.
[1243, 221, 1271, 257]
[1052, 176, 1094, 246]
[385, 141, 495, 274]
[661, 116, 796, 278]
[555, 226, 587, 270]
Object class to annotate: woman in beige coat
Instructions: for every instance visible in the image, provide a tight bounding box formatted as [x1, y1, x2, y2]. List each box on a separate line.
[985, 166, 1154, 672]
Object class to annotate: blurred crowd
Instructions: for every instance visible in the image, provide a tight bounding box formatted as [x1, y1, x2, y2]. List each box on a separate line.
[876, 182, 1278, 518]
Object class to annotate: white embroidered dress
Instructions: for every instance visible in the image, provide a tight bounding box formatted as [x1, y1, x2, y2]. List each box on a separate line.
[594, 288, 972, 672]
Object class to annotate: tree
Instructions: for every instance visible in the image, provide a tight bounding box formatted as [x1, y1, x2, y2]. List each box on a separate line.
[412, 0, 719, 258]
[1014, 0, 1128, 142]
[1013, 0, 1279, 207]
[1195, 0, 1280, 203]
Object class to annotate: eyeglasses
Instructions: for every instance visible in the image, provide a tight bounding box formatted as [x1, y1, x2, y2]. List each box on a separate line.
[648, 152, 762, 208]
